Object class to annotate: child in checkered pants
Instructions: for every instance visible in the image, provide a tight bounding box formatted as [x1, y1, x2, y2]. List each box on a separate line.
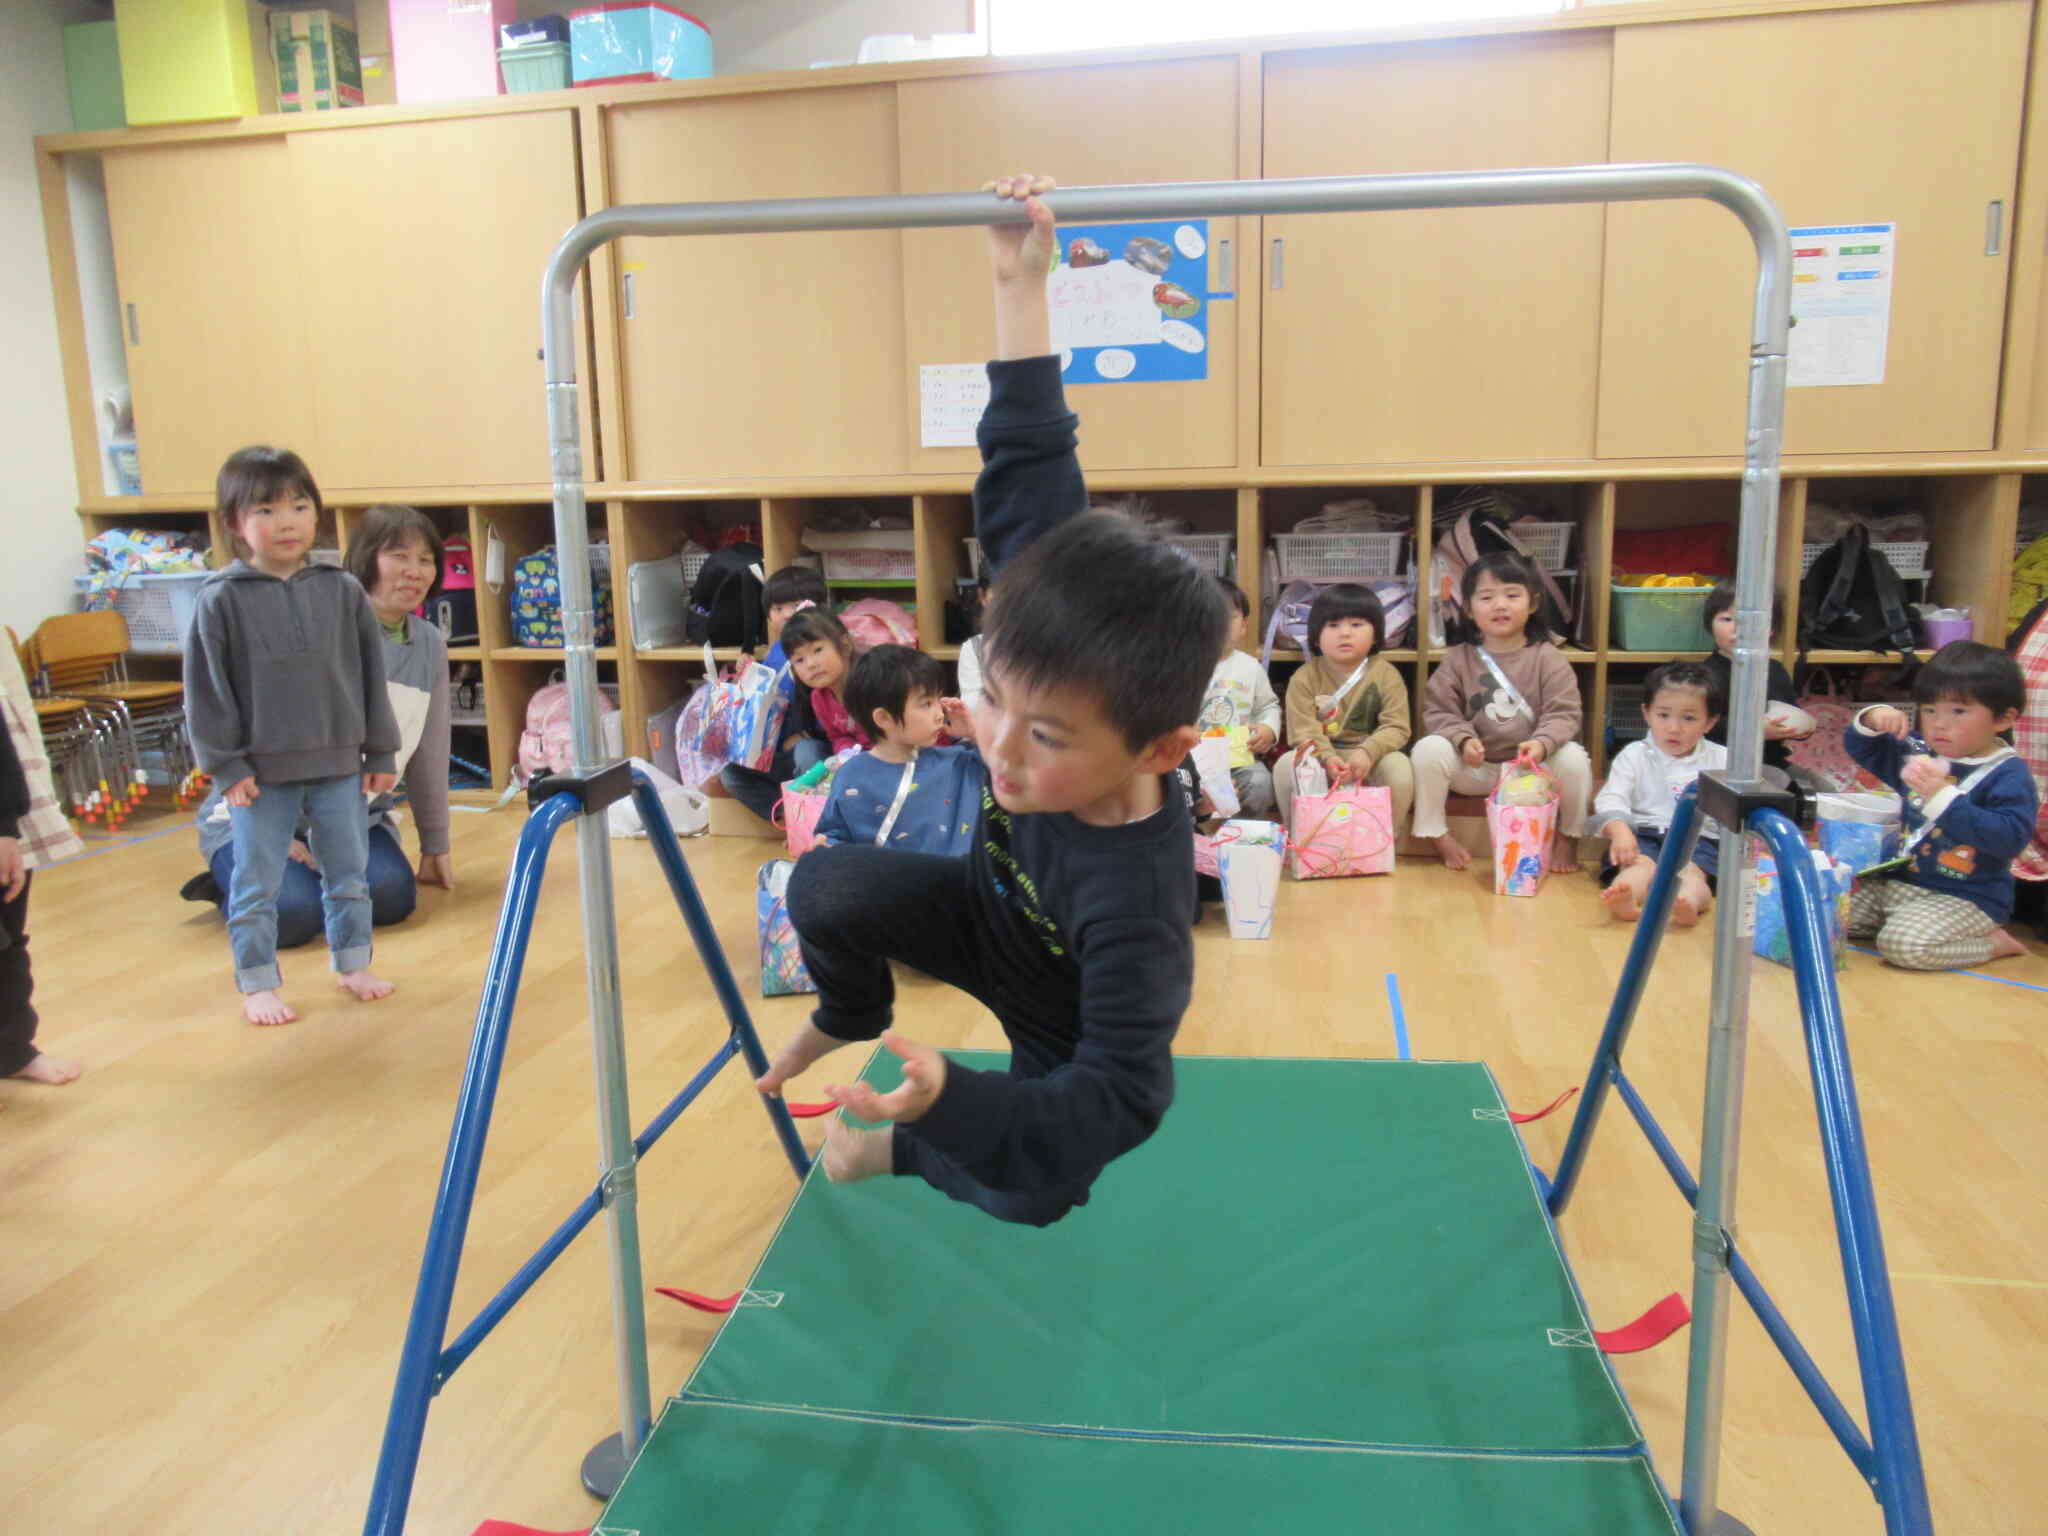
[1843, 642, 2037, 970]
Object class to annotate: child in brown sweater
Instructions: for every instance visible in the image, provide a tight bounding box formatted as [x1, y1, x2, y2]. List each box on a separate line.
[1271, 583, 1414, 835]
[1415, 552, 1591, 872]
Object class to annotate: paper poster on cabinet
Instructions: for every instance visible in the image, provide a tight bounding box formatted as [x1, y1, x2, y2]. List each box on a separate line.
[1787, 223, 1895, 389]
[1048, 220, 1215, 384]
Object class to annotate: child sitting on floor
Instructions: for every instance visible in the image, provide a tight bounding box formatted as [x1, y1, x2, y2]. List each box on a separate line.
[1844, 641, 2036, 970]
[754, 171, 1227, 1228]
[1595, 661, 1728, 927]
[1270, 582, 1413, 836]
[1198, 580, 1283, 819]
[719, 601, 863, 822]
[1414, 552, 1592, 873]
[1700, 582, 1812, 777]
[812, 645, 977, 857]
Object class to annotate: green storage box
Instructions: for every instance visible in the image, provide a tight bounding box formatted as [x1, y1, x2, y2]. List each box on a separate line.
[1610, 584, 1713, 651]
[64, 21, 127, 132]
[498, 41, 570, 93]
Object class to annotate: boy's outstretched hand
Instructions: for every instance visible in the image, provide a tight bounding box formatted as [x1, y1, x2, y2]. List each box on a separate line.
[823, 1030, 947, 1124]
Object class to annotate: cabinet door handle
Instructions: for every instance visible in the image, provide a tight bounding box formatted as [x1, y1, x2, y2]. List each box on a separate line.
[1270, 237, 1285, 290]
[1985, 199, 2004, 257]
[1216, 237, 1231, 290]
[623, 271, 636, 320]
[125, 303, 138, 345]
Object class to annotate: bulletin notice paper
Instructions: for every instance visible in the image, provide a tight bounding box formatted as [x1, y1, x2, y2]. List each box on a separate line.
[1787, 223, 1895, 388]
[919, 363, 990, 448]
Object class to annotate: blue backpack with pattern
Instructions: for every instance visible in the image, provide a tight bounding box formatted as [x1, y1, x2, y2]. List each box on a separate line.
[511, 545, 614, 648]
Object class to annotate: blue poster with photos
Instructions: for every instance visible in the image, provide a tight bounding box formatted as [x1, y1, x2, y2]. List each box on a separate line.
[1048, 219, 1217, 385]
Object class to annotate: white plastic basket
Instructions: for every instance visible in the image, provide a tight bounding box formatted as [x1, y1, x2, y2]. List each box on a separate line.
[74, 570, 210, 655]
[1273, 530, 1407, 582]
[820, 546, 917, 582]
[1512, 521, 1573, 573]
[1168, 533, 1234, 578]
[1800, 540, 1929, 580]
[680, 547, 710, 586]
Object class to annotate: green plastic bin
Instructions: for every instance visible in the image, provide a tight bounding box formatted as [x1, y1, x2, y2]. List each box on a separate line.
[1610, 583, 1712, 651]
[65, 21, 127, 131]
[499, 41, 570, 93]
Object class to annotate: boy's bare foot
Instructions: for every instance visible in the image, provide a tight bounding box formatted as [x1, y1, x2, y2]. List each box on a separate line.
[1670, 892, 1702, 928]
[1432, 833, 1472, 871]
[757, 1020, 851, 1096]
[1601, 882, 1642, 922]
[244, 989, 297, 1027]
[12, 1051, 82, 1085]
[822, 1118, 894, 1184]
[1987, 927, 2028, 963]
[1549, 836, 1581, 874]
[338, 970, 395, 1002]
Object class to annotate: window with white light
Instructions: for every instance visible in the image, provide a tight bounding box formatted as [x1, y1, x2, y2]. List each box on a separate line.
[988, 0, 1567, 57]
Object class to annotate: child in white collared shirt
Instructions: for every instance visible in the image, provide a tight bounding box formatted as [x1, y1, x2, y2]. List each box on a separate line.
[1595, 661, 1727, 927]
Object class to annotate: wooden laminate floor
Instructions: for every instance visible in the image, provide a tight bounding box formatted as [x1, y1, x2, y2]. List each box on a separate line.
[2, 800, 2043, 1535]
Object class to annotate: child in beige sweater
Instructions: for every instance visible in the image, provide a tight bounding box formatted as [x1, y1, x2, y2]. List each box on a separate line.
[1416, 552, 1591, 872]
[1272, 583, 1414, 836]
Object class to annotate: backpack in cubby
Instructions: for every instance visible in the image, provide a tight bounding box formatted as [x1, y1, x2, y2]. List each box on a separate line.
[511, 544, 614, 647]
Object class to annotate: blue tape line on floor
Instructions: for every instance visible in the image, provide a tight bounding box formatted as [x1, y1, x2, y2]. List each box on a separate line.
[1847, 945, 2048, 995]
[49, 816, 197, 865]
[1385, 972, 1411, 1060]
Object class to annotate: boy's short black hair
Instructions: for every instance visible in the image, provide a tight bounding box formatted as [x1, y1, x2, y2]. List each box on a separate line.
[1461, 551, 1555, 644]
[217, 445, 323, 531]
[346, 505, 443, 601]
[1306, 582, 1386, 657]
[1644, 660, 1724, 718]
[1914, 640, 2025, 718]
[845, 644, 947, 734]
[778, 606, 855, 660]
[1702, 581, 1783, 638]
[985, 510, 1229, 754]
[1216, 577, 1251, 620]
[764, 563, 828, 610]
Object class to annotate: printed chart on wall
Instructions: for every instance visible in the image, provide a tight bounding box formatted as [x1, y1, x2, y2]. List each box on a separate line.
[920, 220, 1220, 447]
[1787, 223, 1895, 388]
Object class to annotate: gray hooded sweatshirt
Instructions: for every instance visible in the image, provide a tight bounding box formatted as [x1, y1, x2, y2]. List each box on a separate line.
[184, 560, 401, 787]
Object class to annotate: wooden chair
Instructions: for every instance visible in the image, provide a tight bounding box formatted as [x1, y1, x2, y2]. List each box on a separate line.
[9, 626, 106, 824]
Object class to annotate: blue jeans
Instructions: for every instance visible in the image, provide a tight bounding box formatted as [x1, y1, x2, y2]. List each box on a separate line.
[211, 823, 417, 955]
[222, 774, 374, 992]
[720, 737, 827, 822]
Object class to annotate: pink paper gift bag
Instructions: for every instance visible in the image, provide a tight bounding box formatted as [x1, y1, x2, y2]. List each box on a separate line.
[1286, 757, 1395, 879]
[775, 785, 828, 859]
[1487, 767, 1559, 897]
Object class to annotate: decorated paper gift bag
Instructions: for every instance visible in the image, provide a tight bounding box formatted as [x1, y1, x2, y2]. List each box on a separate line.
[684, 643, 790, 778]
[1286, 756, 1395, 879]
[1190, 734, 1239, 818]
[1814, 791, 1903, 875]
[1216, 819, 1283, 939]
[775, 784, 829, 859]
[757, 859, 816, 997]
[1751, 848, 1853, 971]
[1487, 766, 1558, 897]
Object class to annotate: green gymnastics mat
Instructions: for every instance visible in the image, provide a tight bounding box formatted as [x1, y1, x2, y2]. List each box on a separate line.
[601, 1054, 1680, 1535]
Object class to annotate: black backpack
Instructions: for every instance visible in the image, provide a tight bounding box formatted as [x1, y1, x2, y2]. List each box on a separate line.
[1797, 524, 1918, 674]
[685, 542, 765, 648]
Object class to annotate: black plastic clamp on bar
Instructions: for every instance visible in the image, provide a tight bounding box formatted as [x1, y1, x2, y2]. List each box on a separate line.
[1694, 769, 1803, 836]
[527, 759, 635, 815]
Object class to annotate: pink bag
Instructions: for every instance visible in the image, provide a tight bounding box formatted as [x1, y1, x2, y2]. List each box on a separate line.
[839, 597, 917, 649]
[1785, 672, 1864, 790]
[1487, 766, 1558, 897]
[775, 784, 829, 859]
[517, 677, 618, 785]
[1286, 757, 1395, 879]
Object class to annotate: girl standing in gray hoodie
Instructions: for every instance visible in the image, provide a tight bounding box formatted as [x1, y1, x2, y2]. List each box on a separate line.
[184, 447, 401, 1026]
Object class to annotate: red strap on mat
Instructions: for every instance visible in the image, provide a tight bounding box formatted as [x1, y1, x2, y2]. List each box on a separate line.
[656, 1286, 739, 1314]
[787, 1100, 835, 1119]
[1596, 1292, 1691, 1354]
[469, 1522, 588, 1536]
[1510, 1086, 1579, 1124]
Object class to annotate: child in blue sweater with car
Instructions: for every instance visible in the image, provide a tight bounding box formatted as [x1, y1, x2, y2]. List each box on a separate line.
[1843, 641, 2036, 970]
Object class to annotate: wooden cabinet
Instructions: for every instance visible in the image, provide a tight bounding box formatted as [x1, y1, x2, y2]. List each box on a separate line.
[288, 111, 586, 489]
[103, 114, 585, 497]
[1261, 32, 1611, 466]
[604, 85, 908, 481]
[895, 57, 1244, 474]
[104, 138, 313, 495]
[1599, 0, 2031, 458]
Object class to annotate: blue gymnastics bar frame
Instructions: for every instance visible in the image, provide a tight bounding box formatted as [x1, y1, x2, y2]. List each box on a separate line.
[363, 165, 1927, 1535]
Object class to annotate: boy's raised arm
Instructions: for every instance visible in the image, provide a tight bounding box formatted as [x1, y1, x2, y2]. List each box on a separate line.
[975, 174, 1085, 575]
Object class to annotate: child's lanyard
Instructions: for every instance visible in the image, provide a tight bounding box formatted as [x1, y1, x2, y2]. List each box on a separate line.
[1321, 657, 1373, 716]
[873, 748, 918, 846]
[1894, 749, 2013, 859]
[1478, 649, 1535, 723]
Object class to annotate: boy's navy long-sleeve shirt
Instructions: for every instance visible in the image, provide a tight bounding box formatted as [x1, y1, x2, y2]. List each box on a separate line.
[1843, 718, 2037, 922]
[902, 355, 1197, 1195]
